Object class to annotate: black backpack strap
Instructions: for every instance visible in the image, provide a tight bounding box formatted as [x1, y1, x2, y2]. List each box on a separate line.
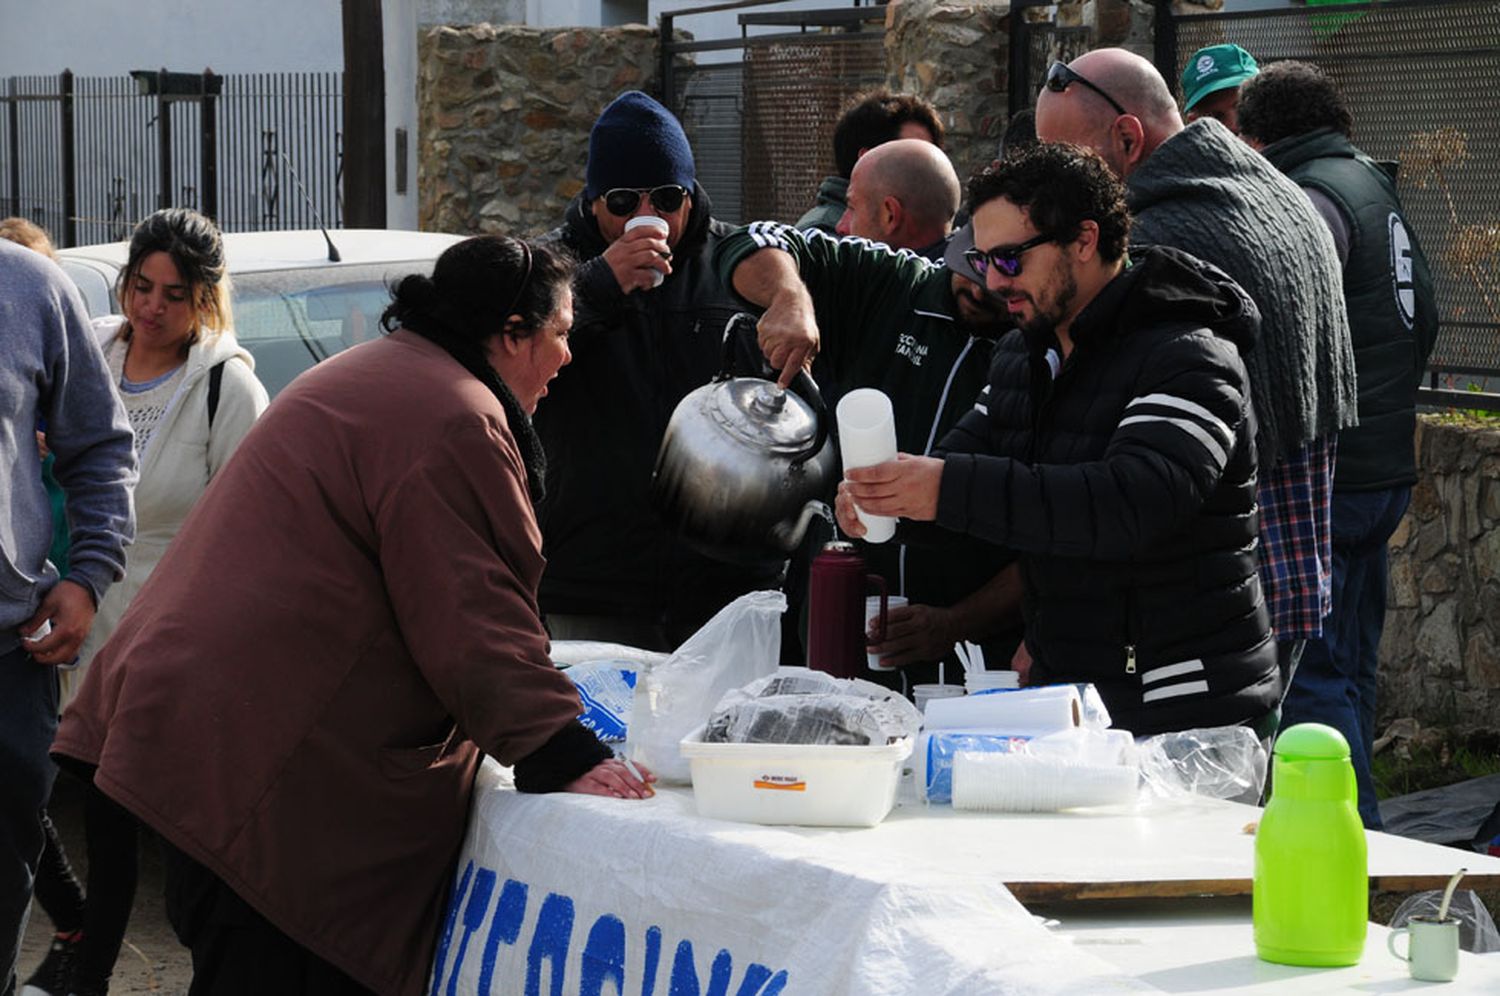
[207, 360, 227, 429]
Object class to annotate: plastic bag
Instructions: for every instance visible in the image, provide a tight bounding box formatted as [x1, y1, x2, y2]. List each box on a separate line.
[703, 667, 922, 746]
[625, 590, 785, 783]
[565, 660, 638, 743]
[1390, 889, 1500, 954]
[1136, 726, 1267, 805]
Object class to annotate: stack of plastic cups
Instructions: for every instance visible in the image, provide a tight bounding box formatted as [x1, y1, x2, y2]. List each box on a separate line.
[835, 389, 898, 543]
[951, 752, 1139, 812]
[965, 670, 1020, 694]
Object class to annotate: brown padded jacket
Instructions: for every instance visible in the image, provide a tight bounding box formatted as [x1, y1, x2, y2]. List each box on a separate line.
[54, 330, 587, 996]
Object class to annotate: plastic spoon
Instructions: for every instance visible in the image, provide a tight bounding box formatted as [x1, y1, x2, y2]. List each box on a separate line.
[1438, 867, 1467, 922]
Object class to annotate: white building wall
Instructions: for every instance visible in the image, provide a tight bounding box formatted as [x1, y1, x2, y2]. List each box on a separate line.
[0, 0, 344, 75]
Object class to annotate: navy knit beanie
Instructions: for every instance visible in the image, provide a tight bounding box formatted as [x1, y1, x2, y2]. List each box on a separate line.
[584, 91, 696, 200]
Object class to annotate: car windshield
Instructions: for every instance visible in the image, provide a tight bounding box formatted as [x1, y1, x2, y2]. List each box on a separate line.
[232, 261, 429, 397]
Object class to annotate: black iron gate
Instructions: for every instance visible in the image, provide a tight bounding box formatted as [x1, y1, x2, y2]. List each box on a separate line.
[660, 1, 889, 226]
[1, 69, 343, 248]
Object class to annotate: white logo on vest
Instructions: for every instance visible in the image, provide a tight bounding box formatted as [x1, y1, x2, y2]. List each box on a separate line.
[1388, 212, 1416, 329]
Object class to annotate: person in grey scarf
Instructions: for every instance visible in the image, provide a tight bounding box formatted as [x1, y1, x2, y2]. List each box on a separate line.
[1036, 47, 1358, 688]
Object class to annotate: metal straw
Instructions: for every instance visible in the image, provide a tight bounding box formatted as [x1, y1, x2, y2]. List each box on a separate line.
[1438, 867, 1467, 922]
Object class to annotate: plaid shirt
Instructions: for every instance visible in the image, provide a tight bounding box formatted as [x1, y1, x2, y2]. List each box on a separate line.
[1257, 436, 1336, 641]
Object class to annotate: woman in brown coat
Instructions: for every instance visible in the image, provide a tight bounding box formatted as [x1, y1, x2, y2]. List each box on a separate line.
[53, 235, 652, 996]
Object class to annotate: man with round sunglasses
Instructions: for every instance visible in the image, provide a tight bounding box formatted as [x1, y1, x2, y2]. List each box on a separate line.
[835, 144, 1281, 736]
[1035, 47, 1358, 703]
[536, 90, 783, 650]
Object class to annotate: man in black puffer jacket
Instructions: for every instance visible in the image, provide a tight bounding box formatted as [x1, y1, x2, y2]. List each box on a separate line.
[837, 144, 1280, 735]
[535, 91, 783, 650]
[1239, 62, 1439, 827]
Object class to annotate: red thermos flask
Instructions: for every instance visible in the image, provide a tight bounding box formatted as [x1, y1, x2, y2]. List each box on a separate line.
[807, 541, 888, 679]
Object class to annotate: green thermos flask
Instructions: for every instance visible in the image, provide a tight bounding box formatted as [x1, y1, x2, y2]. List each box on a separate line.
[1254, 722, 1368, 966]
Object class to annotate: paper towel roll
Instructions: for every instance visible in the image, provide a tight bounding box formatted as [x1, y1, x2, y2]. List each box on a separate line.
[922, 684, 1082, 734]
[951, 752, 1139, 812]
[836, 389, 898, 543]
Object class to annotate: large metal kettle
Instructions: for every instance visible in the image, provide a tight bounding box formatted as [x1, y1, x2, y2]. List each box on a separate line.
[651, 314, 837, 563]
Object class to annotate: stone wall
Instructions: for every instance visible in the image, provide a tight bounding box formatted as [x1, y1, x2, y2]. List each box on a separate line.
[417, 23, 659, 236]
[1381, 417, 1500, 732]
[884, 1, 1012, 189]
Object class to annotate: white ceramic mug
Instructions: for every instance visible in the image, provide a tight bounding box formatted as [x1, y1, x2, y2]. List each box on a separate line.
[1387, 915, 1460, 982]
[864, 595, 908, 671]
[623, 214, 669, 288]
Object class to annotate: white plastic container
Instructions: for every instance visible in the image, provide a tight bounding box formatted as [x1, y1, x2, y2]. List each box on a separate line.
[679, 725, 913, 827]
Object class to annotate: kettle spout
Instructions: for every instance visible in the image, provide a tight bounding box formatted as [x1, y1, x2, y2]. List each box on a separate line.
[771, 500, 834, 551]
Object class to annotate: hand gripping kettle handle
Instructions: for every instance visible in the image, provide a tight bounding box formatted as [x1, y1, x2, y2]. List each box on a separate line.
[719, 313, 829, 468]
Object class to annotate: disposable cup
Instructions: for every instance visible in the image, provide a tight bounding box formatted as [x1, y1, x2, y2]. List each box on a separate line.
[913, 683, 965, 715]
[623, 215, 669, 288]
[864, 595, 909, 671]
[836, 389, 898, 543]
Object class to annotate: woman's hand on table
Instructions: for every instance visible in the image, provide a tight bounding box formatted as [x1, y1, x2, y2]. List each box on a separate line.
[565, 758, 656, 799]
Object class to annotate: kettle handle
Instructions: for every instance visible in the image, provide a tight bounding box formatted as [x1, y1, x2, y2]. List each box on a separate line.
[720, 313, 829, 468]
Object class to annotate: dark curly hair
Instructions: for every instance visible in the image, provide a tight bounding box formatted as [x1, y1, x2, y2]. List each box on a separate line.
[966, 144, 1130, 263]
[833, 89, 945, 178]
[118, 207, 230, 347]
[1237, 60, 1353, 147]
[381, 235, 574, 504]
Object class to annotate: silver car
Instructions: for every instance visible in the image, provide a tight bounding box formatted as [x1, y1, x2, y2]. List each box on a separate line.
[58, 228, 464, 398]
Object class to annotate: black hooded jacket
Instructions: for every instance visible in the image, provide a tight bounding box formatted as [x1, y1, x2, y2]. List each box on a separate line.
[534, 183, 783, 627]
[931, 247, 1280, 735]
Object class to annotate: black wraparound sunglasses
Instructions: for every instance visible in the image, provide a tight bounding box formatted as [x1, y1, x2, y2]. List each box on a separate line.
[1045, 62, 1129, 118]
[602, 184, 690, 217]
[964, 232, 1056, 279]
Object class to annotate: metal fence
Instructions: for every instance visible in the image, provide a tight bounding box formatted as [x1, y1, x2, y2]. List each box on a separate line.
[661, 2, 889, 227]
[1008, 0, 1500, 402]
[1, 70, 342, 248]
[1163, 0, 1500, 387]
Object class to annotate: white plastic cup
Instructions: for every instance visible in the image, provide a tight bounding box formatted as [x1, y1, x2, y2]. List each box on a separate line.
[913, 683, 965, 715]
[836, 388, 898, 543]
[864, 595, 909, 671]
[965, 669, 1021, 693]
[623, 214, 669, 288]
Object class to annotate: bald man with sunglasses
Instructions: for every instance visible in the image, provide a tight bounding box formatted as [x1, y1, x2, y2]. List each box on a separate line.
[535, 91, 783, 650]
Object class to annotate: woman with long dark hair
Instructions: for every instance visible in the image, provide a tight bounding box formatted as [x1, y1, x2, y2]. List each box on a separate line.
[54, 234, 652, 996]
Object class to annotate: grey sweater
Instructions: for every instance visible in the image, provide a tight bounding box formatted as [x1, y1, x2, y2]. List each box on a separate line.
[1128, 119, 1359, 467]
[0, 239, 136, 652]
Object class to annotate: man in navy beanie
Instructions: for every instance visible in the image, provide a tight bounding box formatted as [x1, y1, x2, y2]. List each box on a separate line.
[536, 91, 785, 650]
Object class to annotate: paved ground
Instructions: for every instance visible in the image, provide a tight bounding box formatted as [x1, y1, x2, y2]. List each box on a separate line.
[17, 775, 192, 995]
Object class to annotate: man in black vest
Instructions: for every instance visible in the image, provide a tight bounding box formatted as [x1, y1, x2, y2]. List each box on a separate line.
[1239, 61, 1439, 828]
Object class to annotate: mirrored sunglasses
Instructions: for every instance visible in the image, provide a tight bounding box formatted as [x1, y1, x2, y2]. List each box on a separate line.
[963, 232, 1056, 278]
[602, 184, 689, 217]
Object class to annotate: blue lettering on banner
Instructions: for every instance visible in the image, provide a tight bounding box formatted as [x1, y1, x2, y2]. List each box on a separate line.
[432, 862, 791, 996]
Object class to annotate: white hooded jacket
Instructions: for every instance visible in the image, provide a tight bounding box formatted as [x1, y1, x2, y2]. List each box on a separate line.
[72, 316, 268, 688]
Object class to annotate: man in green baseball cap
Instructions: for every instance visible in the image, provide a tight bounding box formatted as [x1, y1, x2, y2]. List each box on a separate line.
[1181, 43, 1259, 134]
